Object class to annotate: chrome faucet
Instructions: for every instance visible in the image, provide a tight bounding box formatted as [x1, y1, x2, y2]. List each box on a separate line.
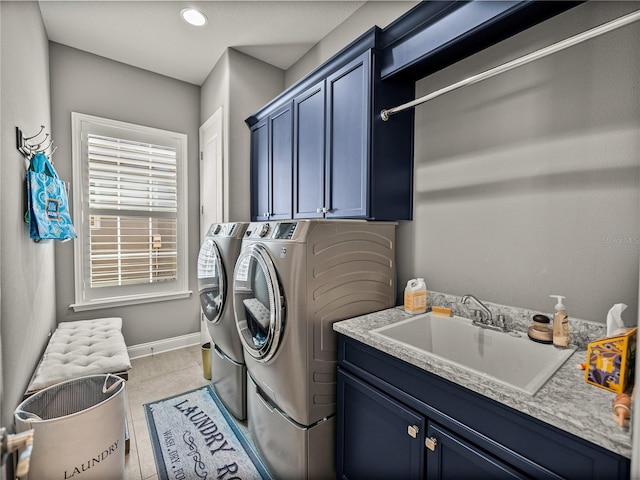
[461, 294, 507, 332]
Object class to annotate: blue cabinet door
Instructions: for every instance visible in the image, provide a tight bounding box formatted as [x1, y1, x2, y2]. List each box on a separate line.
[250, 104, 293, 221]
[337, 368, 425, 479]
[269, 103, 293, 220]
[293, 81, 326, 219]
[326, 52, 370, 219]
[250, 119, 269, 221]
[425, 422, 528, 480]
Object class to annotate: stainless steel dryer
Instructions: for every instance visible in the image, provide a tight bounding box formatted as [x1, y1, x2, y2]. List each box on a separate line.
[197, 222, 248, 420]
[233, 219, 396, 479]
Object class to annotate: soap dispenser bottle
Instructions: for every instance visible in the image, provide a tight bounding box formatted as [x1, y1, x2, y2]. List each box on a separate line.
[550, 295, 569, 347]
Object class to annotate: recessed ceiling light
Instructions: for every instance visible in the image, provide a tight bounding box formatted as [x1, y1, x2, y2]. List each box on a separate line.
[180, 8, 208, 27]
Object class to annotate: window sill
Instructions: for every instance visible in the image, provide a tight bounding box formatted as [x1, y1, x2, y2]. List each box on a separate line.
[70, 290, 193, 312]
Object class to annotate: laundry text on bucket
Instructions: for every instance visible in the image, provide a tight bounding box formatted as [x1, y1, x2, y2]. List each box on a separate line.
[63, 439, 120, 479]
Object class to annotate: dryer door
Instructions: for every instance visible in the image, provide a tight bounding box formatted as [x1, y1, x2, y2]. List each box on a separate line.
[197, 237, 227, 324]
[233, 244, 285, 363]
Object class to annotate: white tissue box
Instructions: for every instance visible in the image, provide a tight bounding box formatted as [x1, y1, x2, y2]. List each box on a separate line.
[585, 327, 637, 394]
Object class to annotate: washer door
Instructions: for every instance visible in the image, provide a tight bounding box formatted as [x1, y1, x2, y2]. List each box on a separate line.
[233, 244, 285, 363]
[197, 237, 226, 324]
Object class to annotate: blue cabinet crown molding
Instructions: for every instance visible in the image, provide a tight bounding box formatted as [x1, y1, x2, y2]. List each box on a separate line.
[246, 1, 582, 126]
[247, 1, 581, 126]
[245, 27, 381, 127]
[379, 0, 583, 81]
[244, 1, 581, 222]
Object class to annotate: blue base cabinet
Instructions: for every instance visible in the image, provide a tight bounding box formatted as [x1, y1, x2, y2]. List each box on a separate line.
[336, 335, 630, 480]
[338, 368, 425, 479]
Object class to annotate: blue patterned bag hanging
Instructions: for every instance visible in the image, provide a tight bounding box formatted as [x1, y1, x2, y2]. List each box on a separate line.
[25, 152, 77, 241]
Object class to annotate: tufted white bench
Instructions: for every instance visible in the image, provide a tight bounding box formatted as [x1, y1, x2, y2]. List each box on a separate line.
[25, 317, 131, 397]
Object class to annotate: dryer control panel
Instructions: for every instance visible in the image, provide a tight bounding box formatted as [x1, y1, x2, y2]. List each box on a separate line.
[245, 221, 299, 240]
[273, 222, 297, 240]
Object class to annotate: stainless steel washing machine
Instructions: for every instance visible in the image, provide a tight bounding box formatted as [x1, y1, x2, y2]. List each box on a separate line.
[197, 222, 248, 420]
[233, 219, 396, 479]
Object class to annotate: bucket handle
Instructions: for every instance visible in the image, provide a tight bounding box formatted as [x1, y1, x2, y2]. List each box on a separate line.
[102, 374, 125, 394]
[14, 411, 43, 422]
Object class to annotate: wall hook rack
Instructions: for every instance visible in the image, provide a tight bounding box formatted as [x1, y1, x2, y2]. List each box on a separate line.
[16, 125, 56, 162]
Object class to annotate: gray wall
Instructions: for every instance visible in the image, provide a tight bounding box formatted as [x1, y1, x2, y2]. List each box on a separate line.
[291, 1, 639, 325]
[285, 1, 419, 87]
[201, 48, 284, 223]
[49, 43, 203, 346]
[0, 1, 56, 426]
[398, 1, 640, 324]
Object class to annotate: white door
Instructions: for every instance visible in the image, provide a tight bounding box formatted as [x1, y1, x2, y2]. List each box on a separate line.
[199, 107, 224, 242]
[199, 108, 224, 344]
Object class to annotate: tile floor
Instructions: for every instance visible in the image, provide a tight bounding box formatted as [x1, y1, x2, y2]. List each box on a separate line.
[124, 344, 219, 480]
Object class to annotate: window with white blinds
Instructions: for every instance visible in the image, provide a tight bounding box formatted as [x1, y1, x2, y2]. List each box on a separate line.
[71, 113, 190, 311]
[88, 134, 178, 287]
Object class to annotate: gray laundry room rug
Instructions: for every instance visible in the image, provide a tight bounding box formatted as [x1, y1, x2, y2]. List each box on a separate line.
[145, 386, 271, 480]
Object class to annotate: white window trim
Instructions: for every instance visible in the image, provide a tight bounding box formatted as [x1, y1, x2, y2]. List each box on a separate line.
[70, 112, 191, 311]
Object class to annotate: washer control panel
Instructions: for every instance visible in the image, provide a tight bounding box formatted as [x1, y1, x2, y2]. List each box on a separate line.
[206, 223, 242, 237]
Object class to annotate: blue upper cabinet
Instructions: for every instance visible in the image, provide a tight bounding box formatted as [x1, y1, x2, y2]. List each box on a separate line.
[293, 81, 325, 219]
[249, 28, 414, 221]
[294, 52, 374, 219]
[325, 53, 370, 219]
[246, 0, 581, 222]
[269, 103, 293, 220]
[250, 118, 269, 222]
[290, 48, 414, 221]
[250, 102, 293, 221]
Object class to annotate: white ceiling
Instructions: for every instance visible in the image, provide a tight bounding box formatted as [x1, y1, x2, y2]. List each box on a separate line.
[38, 1, 368, 86]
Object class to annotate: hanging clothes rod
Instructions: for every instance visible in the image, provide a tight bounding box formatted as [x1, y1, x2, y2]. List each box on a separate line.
[380, 9, 640, 121]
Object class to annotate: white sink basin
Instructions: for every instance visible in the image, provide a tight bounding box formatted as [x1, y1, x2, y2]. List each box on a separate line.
[371, 312, 576, 395]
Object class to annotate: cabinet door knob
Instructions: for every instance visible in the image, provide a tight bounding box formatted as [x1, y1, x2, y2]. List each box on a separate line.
[425, 437, 437, 451]
[407, 425, 419, 438]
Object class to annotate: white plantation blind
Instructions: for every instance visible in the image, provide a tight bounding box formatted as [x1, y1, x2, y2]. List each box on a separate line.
[88, 134, 178, 287]
[71, 113, 190, 311]
[88, 135, 178, 213]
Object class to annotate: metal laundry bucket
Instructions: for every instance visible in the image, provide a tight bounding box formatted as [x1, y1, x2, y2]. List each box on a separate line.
[14, 374, 126, 480]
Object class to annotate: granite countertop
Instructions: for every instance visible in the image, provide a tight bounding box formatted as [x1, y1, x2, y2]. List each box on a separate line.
[333, 306, 633, 459]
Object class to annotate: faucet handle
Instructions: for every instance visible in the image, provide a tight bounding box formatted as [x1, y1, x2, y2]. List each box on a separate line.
[473, 309, 484, 322]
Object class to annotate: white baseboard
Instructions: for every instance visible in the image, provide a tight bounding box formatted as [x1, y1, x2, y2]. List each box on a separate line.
[127, 332, 201, 360]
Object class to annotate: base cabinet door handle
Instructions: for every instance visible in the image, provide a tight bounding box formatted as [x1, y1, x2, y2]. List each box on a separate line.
[426, 437, 437, 451]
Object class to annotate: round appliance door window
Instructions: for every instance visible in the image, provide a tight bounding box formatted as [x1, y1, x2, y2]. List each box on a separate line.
[197, 237, 226, 324]
[233, 244, 284, 363]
